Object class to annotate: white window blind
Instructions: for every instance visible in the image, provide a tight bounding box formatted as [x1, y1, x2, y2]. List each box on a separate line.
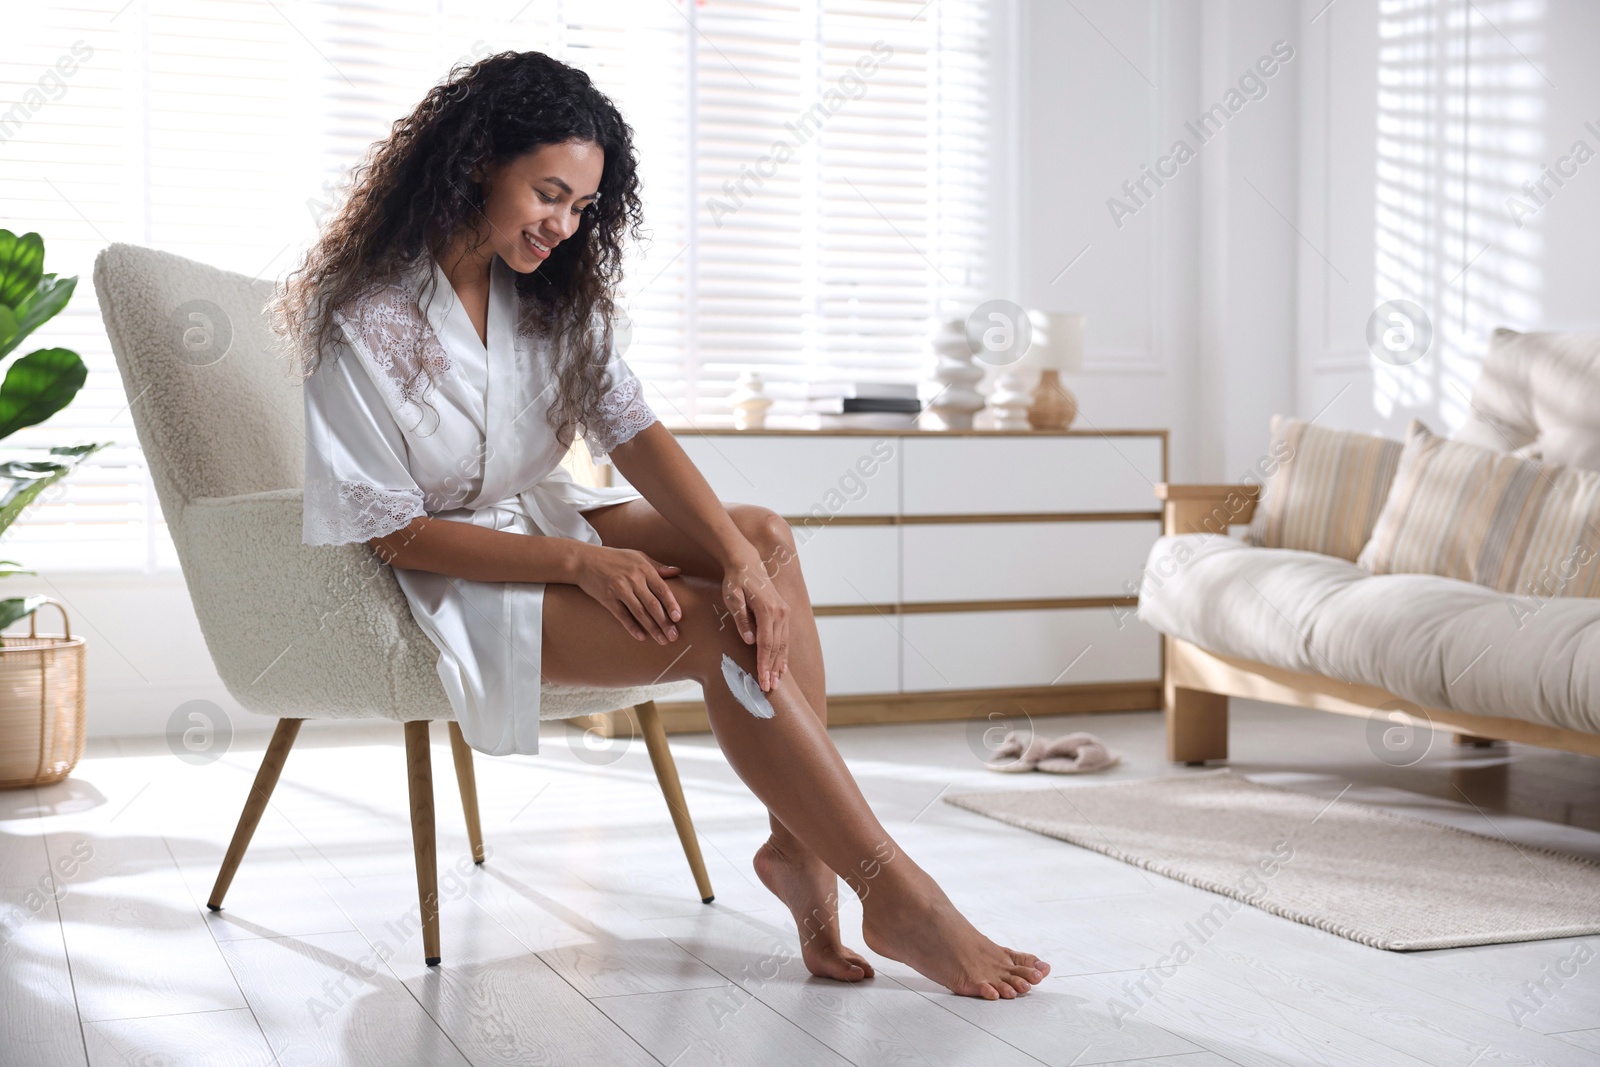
[4, 0, 992, 572]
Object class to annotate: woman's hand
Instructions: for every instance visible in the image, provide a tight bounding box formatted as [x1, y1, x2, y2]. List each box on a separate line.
[572, 544, 684, 645]
[719, 549, 789, 692]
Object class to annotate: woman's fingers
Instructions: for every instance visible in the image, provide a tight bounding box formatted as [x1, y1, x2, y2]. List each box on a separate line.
[765, 644, 788, 691]
[755, 597, 775, 689]
[645, 564, 683, 627]
[768, 592, 789, 681]
[752, 589, 787, 691]
[622, 589, 671, 644]
[609, 600, 649, 641]
[723, 581, 755, 644]
[635, 574, 672, 637]
[652, 559, 683, 585]
[577, 549, 681, 643]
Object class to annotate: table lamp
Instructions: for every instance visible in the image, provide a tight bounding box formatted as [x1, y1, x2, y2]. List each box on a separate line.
[1026, 310, 1084, 430]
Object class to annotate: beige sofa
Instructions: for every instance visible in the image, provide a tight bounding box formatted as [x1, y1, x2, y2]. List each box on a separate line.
[1138, 329, 1600, 763]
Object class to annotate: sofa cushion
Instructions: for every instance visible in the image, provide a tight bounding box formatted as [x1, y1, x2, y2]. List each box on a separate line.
[1358, 420, 1600, 598]
[1243, 415, 1403, 561]
[1455, 327, 1600, 472]
[1139, 534, 1364, 676]
[1139, 534, 1600, 735]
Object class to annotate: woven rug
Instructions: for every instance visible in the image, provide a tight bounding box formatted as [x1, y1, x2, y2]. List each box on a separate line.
[944, 770, 1600, 950]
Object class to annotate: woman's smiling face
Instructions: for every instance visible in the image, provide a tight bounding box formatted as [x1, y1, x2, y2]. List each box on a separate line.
[478, 139, 604, 273]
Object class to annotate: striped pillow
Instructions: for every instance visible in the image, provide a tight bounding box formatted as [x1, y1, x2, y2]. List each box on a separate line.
[1357, 419, 1600, 598]
[1244, 416, 1404, 561]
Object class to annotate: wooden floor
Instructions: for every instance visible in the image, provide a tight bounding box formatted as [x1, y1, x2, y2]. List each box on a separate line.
[3, 699, 1598, 1067]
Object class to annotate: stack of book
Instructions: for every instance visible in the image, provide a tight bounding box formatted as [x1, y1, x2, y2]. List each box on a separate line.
[799, 382, 922, 430]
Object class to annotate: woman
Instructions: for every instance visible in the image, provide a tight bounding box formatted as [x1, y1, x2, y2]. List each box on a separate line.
[273, 50, 1048, 1001]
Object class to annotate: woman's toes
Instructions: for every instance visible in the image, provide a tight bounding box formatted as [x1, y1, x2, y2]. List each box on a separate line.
[1004, 974, 1032, 995]
[808, 944, 875, 983]
[821, 956, 864, 981]
[1007, 951, 1048, 981]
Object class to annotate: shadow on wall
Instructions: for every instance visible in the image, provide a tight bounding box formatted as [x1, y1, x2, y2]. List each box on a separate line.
[1371, 0, 1547, 431]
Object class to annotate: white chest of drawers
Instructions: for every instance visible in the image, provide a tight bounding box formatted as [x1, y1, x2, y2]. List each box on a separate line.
[605, 429, 1168, 730]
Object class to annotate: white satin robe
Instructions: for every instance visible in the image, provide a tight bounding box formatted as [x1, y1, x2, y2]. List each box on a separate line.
[301, 255, 657, 756]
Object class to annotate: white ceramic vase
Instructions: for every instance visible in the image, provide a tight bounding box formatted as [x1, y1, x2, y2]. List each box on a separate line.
[984, 367, 1034, 430]
[729, 370, 774, 430]
[923, 317, 985, 430]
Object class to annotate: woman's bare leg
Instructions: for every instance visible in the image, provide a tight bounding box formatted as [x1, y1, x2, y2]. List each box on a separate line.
[579, 500, 866, 979]
[541, 569, 1050, 1000]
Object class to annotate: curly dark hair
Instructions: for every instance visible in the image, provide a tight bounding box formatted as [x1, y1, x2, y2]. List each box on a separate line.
[271, 50, 646, 447]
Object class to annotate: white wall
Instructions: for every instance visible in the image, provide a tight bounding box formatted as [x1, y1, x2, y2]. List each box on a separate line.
[1022, 0, 1600, 462]
[1297, 0, 1600, 435]
[1016, 0, 1303, 482]
[1013, 0, 1196, 466]
[1195, 0, 1302, 481]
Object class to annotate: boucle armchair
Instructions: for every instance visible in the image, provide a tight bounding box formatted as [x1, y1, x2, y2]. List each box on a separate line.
[94, 243, 712, 966]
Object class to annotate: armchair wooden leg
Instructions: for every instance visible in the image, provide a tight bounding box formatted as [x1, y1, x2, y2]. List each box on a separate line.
[1166, 680, 1229, 765]
[404, 720, 442, 967]
[634, 701, 715, 904]
[208, 717, 302, 911]
[447, 721, 486, 864]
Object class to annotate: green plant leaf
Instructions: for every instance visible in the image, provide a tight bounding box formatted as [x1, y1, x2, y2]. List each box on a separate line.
[0, 348, 87, 441]
[50, 442, 107, 458]
[0, 460, 68, 493]
[0, 460, 69, 536]
[0, 231, 45, 310]
[0, 560, 36, 579]
[0, 595, 48, 633]
[0, 274, 77, 359]
[0, 305, 16, 358]
[0, 444, 105, 540]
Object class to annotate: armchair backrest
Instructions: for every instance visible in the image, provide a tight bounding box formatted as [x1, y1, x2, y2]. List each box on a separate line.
[93, 243, 304, 514]
[1456, 327, 1600, 472]
[93, 244, 458, 722]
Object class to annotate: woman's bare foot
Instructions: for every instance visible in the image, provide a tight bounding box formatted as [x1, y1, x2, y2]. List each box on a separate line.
[861, 882, 1049, 1000]
[753, 836, 876, 982]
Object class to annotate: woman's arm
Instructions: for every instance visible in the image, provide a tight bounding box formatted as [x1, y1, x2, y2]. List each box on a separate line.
[607, 421, 790, 691]
[370, 515, 588, 583]
[370, 514, 685, 645]
[606, 422, 757, 569]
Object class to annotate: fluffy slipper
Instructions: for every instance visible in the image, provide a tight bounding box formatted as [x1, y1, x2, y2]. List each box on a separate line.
[1036, 731, 1122, 774]
[983, 730, 1050, 772]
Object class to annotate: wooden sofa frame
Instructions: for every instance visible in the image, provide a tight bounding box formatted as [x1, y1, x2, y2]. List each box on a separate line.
[1154, 484, 1600, 763]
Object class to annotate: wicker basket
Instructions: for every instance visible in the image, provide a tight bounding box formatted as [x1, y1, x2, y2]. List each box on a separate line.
[0, 600, 87, 789]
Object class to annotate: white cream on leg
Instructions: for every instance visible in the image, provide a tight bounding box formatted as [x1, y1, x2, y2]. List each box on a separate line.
[721, 652, 776, 719]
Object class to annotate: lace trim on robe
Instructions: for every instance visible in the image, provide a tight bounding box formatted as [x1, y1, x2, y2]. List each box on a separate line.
[304, 478, 428, 547]
[332, 283, 453, 410]
[585, 374, 658, 463]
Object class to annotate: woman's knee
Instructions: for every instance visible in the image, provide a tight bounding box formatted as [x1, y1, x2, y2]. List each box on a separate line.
[729, 504, 801, 578]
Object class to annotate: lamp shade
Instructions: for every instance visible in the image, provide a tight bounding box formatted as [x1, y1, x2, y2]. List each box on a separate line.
[1024, 311, 1086, 372]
